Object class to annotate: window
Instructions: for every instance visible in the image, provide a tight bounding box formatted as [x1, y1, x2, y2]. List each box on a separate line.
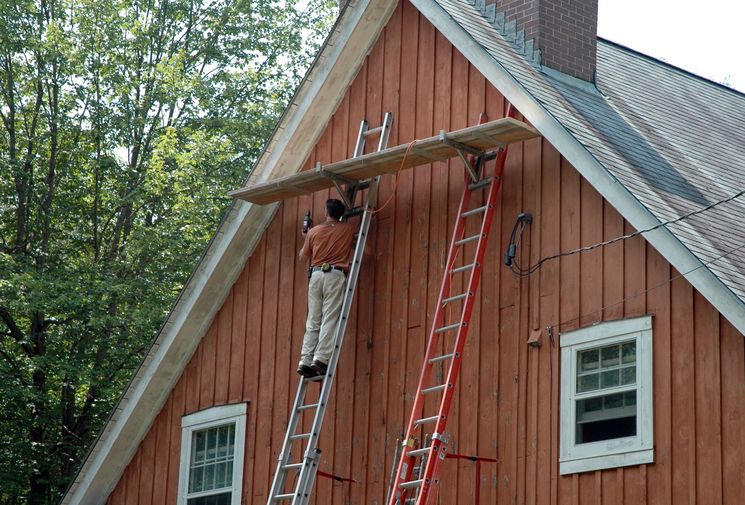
[178, 403, 247, 505]
[559, 316, 653, 474]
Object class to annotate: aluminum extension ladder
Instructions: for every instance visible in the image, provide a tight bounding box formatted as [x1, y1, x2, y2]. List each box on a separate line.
[267, 112, 393, 505]
[387, 105, 516, 505]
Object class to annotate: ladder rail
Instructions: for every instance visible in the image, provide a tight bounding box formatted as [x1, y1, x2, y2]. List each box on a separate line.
[267, 112, 393, 505]
[388, 105, 516, 505]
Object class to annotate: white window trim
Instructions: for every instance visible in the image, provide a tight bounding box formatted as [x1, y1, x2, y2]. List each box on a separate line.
[177, 403, 247, 505]
[559, 316, 653, 475]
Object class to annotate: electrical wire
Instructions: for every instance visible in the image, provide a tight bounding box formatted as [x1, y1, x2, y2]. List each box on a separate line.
[545, 237, 745, 337]
[508, 186, 745, 277]
[370, 140, 418, 215]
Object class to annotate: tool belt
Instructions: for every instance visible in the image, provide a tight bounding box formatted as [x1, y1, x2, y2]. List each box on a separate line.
[308, 263, 347, 278]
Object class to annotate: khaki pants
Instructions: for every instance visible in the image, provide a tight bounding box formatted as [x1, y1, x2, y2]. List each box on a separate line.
[300, 269, 346, 366]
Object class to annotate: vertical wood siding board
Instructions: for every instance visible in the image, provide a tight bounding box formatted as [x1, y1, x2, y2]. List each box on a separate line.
[185, 343, 202, 415]
[153, 394, 174, 504]
[600, 469, 618, 505]
[670, 273, 694, 505]
[276, 198, 298, 495]
[166, 374, 186, 504]
[229, 269, 249, 403]
[151, 398, 172, 504]
[199, 322, 218, 410]
[125, 446, 141, 505]
[645, 247, 672, 505]
[579, 177, 603, 327]
[255, 212, 282, 500]
[534, 140, 557, 505]
[522, 134, 542, 505]
[137, 425, 156, 505]
[720, 318, 745, 505]
[557, 157, 580, 502]
[621, 220, 646, 503]
[348, 56, 372, 505]
[361, 33, 387, 505]
[378, 5, 403, 500]
[397, 1, 418, 438]
[407, 12, 432, 333]
[622, 223, 646, 317]
[377, 1, 402, 223]
[623, 465, 644, 505]
[514, 142, 530, 505]
[694, 293, 723, 504]
[445, 45, 469, 504]
[477, 83, 503, 505]
[335, 63, 363, 505]
[215, 290, 234, 406]
[245, 233, 266, 501]
[601, 203, 624, 322]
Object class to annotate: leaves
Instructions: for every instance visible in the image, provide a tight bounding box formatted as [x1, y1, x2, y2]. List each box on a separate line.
[0, 0, 335, 502]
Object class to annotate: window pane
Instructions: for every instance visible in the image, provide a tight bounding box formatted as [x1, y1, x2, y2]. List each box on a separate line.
[576, 392, 636, 444]
[621, 366, 636, 385]
[601, 345, 619, 367]
[188, 423, 236, 494]
[577, 373, 599, 393]
[579, 349, 599, 372]
[189, 466, 204, 493]
[621, 342, 636, 364]
[600, 370, 620, 388]
[187, 492, 232, 505]
[193, 431, 206, 464]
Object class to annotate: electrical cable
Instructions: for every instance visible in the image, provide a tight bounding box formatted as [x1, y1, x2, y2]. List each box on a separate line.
[507, 186, 745, 277]
[545, 237, 745, 338]
[370, 140, 418, 215]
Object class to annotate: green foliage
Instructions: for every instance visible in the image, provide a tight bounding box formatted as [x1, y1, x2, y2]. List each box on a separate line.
[0, 0, 335, 502]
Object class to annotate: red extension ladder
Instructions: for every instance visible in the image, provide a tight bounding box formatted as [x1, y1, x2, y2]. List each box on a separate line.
[387, 105, 516, 505]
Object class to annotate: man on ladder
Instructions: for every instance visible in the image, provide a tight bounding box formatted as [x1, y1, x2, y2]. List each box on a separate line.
[297, 198, 357, 378]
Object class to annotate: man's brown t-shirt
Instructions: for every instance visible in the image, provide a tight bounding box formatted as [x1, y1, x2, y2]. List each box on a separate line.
[301, 220, 356, 269]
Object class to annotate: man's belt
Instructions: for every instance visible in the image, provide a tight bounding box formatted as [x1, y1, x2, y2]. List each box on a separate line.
[310, 263, 347, 275]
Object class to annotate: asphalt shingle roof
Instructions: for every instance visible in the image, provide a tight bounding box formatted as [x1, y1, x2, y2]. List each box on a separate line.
[437, 0, 745, 303]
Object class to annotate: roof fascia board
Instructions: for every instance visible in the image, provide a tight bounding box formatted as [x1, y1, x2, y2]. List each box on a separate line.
[411, 0, 745, 335]
[63, 1, 397, 503]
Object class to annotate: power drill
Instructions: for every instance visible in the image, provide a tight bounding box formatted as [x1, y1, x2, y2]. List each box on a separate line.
[302, 210, 313, 233]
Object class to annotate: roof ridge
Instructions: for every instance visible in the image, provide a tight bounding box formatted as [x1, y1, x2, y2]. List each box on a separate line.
[597, 37, 745, 99]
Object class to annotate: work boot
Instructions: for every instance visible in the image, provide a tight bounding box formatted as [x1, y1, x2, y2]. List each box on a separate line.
[310, 360, 328, 377]
[297, 364, 316, 378]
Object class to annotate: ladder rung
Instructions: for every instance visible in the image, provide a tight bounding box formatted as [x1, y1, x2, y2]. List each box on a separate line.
[455, 234, 482, 246]
[414, 415, 439, 426]
[442, 292, 468, 304]
[451, 263, 476, 274]
[468, 177, 493, 190]
[290, 433, 311, 441]
[297, 403, 319, 411]
[282, 462, 303, 470]
[272, 493, 295, 501]
[408, 446, 431, 457]
[462, 205, 488, 217]
[435, 322, 462, 333]
[400, 479, 424, 489]
[421, 384, 446, 394]
[428, 353, 454, 364]
[363, 126, 384, 136]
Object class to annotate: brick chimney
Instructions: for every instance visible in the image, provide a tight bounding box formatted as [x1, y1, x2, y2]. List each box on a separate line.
[492, 0, 598, 82]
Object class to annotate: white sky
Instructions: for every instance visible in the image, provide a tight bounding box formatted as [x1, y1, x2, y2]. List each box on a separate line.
[598, 0, 745, 92]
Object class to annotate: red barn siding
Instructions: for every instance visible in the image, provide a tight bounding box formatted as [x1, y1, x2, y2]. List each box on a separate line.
[107, 2, 745, 504]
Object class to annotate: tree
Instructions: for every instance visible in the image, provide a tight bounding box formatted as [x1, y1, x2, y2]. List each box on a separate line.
[0, 0, 335, 502]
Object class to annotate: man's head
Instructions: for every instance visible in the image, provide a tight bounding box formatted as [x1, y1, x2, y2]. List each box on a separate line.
[326, 199, 345, 220]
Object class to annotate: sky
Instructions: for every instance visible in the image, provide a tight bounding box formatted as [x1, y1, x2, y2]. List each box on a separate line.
[597, 0, 745, 92]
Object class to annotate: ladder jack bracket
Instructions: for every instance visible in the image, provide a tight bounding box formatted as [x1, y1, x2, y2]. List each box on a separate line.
[438, 130, 484, 183]
[316, 162, 357, 209]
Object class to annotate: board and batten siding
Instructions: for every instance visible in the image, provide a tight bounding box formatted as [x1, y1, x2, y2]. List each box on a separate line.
[106, 2, 745, 504]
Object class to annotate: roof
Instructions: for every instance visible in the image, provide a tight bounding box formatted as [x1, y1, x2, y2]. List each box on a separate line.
[419, 0, 745, 329]
[63, 0, 745, 502]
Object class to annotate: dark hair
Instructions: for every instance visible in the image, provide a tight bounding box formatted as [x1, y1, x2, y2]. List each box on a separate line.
[326, 199, 345, 219]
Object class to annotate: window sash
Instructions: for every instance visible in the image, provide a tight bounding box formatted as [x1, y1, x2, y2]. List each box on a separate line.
[559, 316, 653, 474]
